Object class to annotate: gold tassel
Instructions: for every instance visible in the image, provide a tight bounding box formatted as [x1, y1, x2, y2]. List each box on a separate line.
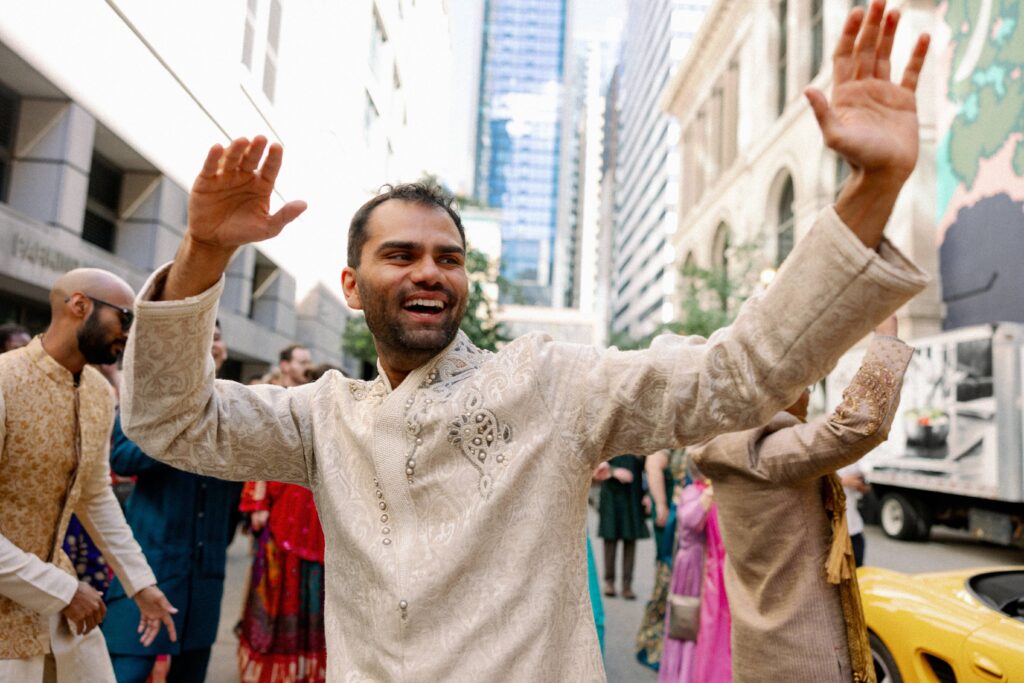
[823, 474, 876, 683]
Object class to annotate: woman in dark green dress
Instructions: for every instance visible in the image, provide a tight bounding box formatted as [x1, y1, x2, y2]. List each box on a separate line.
[598, 454, 649, 599]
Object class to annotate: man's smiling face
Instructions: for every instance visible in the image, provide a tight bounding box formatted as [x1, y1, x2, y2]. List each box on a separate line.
[342, 199, 469, 368]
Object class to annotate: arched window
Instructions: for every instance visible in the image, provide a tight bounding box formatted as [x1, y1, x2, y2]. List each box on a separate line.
[810, 0, 824, 78]
[712, 222, 730, 273]
[680, 251, 698, 303]
[776, 176, 795, 266]
[776, 0, 788, 116]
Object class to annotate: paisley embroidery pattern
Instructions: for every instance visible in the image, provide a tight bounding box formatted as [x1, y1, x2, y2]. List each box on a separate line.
[401, 334, 502, 493]
[350, 377, 387, 403]
[834, 361, 896, 434]
[446, 389, 513, 499]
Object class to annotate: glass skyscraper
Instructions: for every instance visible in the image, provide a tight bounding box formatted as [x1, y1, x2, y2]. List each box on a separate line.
[474, 0, 568, 305]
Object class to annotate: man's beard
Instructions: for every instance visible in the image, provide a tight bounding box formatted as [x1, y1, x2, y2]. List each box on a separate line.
[359, 282, 464, 358]
[77, 310, 121, 364]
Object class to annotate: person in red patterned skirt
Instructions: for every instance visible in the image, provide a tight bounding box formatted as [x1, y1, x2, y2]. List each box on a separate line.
[238, 345, 326, 683]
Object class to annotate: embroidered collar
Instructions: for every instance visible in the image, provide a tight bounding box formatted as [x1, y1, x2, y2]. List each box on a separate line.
[372, 331, 487, 395]
[25, 336, 77, 388]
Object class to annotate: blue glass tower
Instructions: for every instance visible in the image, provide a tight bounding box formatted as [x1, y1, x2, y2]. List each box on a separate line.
[475, 0, 567, 305]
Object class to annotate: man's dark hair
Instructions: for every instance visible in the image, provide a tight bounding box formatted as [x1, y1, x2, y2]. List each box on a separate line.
[279, 343, 307, 363]
[0, 322, 29, 349]
[347, 182, 466, 268]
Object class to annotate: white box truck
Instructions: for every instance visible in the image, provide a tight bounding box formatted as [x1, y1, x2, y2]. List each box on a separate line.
[826, 323, 1024, 547]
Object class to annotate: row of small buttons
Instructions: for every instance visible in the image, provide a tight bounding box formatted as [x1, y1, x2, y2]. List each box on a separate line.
[374, 478, 392, 546]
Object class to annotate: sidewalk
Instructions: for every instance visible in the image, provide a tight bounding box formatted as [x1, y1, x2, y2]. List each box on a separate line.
[205, 533, 249, 683]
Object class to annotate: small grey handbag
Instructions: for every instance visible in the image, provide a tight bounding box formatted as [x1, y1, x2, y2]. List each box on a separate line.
[666, 593, 701, 641]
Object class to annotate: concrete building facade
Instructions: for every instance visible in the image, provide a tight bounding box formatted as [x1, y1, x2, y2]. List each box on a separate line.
[0, 0, 455, 374]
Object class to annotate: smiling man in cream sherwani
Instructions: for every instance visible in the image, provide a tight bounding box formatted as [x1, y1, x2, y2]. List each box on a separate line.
[121, 3, 931, 681]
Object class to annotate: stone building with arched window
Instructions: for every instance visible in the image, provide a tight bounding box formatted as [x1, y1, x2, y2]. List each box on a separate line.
[661, 0, 943, 340]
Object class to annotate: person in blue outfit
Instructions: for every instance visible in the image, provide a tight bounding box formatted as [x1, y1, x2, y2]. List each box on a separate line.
[101, 321, 242, 682]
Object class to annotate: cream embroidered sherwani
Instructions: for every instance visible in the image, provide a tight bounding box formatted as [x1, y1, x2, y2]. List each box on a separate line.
[122, 208, 927, 682]
[692, 335, 913, 682]
[0, 339, 158, 683]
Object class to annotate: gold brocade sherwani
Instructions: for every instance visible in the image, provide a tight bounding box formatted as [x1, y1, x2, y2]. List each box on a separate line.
[0, 338, 156, 678]
[121, 207, 928, 682]
[693, 335, 913, 683]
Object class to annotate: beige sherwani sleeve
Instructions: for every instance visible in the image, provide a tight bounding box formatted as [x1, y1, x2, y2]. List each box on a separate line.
[73, 425, 157, 597]
[735, 335, 913, 485]
[532, 208, 928, 464]
[121, 282, 318, 484]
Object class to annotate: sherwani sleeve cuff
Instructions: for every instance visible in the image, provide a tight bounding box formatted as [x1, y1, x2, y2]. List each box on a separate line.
[0, 536, 79, 615]
[817, 206, 928, 295]
[866, 334, 914, 366]
[134, 261, 225, 313]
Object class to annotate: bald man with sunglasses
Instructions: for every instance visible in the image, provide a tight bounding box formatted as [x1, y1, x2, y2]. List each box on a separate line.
[0, 269, 177, 683]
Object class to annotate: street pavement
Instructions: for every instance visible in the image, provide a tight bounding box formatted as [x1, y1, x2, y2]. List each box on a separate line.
[203, 523, 1022, 683]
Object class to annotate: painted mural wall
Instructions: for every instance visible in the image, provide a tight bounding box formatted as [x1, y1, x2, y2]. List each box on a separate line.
[936, 0, 1024, 329]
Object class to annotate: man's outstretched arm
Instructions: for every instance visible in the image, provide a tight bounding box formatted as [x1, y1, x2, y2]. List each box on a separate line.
[539, 2, 930, 464]
[121, 138, 315, 484]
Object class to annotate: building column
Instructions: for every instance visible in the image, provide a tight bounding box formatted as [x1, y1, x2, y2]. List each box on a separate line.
[251, 264, 296, 337]
[115, 175, 188, 271]
[222, 245, 256, 316]
[7, 100, 94, 236]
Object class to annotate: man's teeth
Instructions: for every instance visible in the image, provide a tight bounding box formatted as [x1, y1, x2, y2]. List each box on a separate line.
[406, 299, 445, 309]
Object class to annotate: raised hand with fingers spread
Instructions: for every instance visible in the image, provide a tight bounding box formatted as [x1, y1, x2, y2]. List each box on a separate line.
[189, 136, 307, 250]
[160, 136, 307, 301]
[805, 0, 930, 249]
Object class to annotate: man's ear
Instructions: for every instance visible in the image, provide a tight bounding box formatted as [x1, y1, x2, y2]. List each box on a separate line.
[341, 267, 363, 310]
[68, 293, 89, 319]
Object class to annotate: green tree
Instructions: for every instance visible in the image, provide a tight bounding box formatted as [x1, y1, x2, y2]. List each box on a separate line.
[460, 247, 508, 351]
[610, 242, 764, 350]
[342, 315, 378, 364]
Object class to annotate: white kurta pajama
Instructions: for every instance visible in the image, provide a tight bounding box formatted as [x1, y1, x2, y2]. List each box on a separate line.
[121, 208, 927, 682]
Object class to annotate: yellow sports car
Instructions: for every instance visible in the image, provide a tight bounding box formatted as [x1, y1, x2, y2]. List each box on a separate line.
[859, 566, 1024, 682]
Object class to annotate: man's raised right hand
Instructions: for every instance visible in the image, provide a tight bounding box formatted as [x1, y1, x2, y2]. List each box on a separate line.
[188, 136, 307, 253]
[160, 137, 307, 301]
[61, 580, 106, 636]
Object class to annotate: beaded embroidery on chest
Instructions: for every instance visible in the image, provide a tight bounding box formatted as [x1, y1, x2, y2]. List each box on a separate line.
[414, 335, 514, 500]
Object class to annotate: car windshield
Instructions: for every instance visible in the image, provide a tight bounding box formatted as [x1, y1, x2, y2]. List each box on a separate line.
[969, 571, 1024, 620]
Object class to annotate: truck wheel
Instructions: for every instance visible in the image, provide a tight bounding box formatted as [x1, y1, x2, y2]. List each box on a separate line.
[879, 493, 930, 541]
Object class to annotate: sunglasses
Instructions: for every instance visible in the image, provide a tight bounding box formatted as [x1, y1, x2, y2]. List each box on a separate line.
[85, 296, 135, 331]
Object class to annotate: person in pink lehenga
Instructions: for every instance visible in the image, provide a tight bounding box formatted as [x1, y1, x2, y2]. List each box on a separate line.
[659, 477, 731, 683]
[691, 492, 731, 682]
